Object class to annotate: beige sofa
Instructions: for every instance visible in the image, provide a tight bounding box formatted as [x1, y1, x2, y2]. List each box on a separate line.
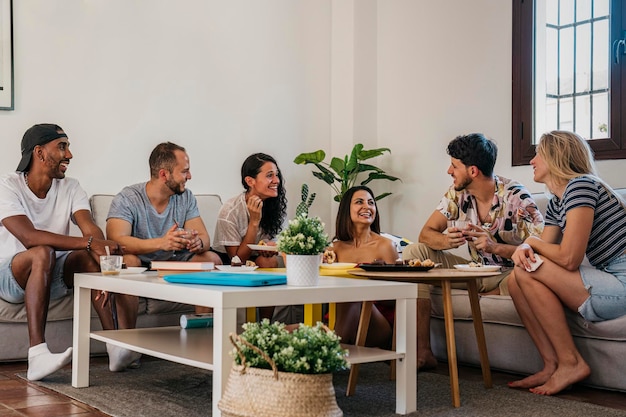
[0, 193, 222, 362]
[429, 188, 626, 392]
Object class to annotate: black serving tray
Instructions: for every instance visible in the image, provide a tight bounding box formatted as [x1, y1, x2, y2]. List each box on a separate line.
[356, 263, 435, 272]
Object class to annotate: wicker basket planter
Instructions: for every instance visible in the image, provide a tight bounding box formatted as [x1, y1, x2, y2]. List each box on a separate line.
[218, 334, 343, 417]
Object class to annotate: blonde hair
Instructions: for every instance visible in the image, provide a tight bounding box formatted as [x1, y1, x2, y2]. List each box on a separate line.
[536, 130, 598, 186]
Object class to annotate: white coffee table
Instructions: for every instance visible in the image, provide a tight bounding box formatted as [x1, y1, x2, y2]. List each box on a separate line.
[71, 272, 417, 416]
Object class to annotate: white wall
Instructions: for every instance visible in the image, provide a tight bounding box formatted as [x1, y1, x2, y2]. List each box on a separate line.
[374, 0, 626, 238]
[1, 1, 624, 240]
[0, 0, 334, 225]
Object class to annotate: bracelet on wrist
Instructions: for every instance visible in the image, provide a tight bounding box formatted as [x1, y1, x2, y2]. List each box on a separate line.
[86, 236, 93, 252]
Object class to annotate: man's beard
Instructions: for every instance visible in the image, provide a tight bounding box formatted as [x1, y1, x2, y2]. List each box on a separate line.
[166, 178, 185, 195]
[454, 176, 472, 192]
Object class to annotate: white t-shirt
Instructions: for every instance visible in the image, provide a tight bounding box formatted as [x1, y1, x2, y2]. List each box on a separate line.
[0, 172, 91, 261]
[212, 192, 272, 254]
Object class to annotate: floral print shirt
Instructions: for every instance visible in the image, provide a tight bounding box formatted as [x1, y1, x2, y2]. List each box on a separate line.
[436, 176, 544, 266]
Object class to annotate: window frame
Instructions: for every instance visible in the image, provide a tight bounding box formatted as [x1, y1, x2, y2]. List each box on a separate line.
[512, 0, 626, 165]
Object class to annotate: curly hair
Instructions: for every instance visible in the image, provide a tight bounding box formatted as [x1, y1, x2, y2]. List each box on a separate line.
[241, 153, 287, 238]
[334, 185, 381, 241]
[447, 133, 497, 177]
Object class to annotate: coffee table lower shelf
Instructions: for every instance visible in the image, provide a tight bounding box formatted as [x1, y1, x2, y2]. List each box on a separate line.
[90, 326, 403, 371]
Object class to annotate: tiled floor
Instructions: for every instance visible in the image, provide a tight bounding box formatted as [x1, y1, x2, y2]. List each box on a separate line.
[0, 361, 108, 417]
[0, 358, 625, 416]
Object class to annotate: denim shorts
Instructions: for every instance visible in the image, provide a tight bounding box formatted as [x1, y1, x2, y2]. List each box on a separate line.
[0, 252, 71, 304]
[579, 253, 626, 321]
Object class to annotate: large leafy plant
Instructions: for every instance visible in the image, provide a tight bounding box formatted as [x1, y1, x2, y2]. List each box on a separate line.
[294, 144, 400, 202]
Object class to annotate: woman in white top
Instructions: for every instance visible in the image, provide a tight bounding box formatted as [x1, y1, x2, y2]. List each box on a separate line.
[213, 153, 287, 268]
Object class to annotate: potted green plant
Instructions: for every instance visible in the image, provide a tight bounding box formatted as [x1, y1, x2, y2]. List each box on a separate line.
[218, 320, 347, 417]
[276, 214, 330, 286]
[294, 143, 401, 202]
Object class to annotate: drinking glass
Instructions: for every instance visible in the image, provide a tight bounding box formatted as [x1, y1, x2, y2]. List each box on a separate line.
[100, 255, 122, 276]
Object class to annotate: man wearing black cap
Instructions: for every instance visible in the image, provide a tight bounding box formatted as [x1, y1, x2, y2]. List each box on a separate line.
[0, 123, 139, 380]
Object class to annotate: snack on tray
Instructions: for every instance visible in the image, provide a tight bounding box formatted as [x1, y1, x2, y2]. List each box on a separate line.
[323, 249, 336, 264]
[245, 260, 256, 267]
[231, 255, 243, 267]
[468, 261, 481, 267]
[407, 258, 435, 267]
[258, 240, 267, 246]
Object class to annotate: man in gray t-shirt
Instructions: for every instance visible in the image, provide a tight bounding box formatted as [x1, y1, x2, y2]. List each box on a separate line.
[107, 142, 222, 270]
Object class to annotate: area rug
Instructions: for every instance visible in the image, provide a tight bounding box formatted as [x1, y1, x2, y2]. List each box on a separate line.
[22, 359, 626, 417]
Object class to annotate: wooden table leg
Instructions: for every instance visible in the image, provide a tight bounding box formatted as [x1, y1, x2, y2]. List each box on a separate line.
[466, 279, 492, 388]
[346, 300, 373, 396]
[441, 280, 461, 408]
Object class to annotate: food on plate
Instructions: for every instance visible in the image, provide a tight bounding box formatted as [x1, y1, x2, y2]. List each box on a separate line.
[371, 258, 386, 265]
[468, 261, 482, 267]
[231, 255, 243, 267]
[258, 240, 267, 246]
[406, 258, 435, 267]
[323, 249, 336, 264]
[245, 260, 256, 267]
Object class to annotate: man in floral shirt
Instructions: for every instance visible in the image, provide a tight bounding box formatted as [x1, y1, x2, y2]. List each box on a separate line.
[403, 133, 544, 371]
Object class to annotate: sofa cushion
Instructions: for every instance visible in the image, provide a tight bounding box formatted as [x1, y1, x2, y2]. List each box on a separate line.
[89, 193, 223, 238]
[430, 287, 626, 342]
[0, 294, 151, 323]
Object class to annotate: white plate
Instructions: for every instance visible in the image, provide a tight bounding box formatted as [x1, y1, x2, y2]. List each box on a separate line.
[454, 264, 501, 272]
[247, 244, 278, 252]
[320, 263, 357, 270]
[125, 267, 147, 274]
[215, 265, 259, 272]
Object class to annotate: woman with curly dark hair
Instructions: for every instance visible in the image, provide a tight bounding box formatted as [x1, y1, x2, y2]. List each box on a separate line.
[213, 153, 287, 268]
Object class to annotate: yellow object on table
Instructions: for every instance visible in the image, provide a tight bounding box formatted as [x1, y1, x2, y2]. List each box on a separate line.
[259, 266, 361, 327]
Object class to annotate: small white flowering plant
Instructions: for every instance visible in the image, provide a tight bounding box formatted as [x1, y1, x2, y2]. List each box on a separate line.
[276, 214, 329, 255]
[232, 319, 349, 374]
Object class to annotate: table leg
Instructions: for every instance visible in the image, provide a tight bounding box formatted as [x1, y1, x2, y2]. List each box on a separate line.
[72, 286, 92, 388]
[346, 301, 373, 396]
[304, 303, 323, 326]
[328, 303, 336, 330]
[441, 280, 461, 407]
[466, 279, 493, 388]
[213, 307, 238, 417]
[394, 297, 417, 414]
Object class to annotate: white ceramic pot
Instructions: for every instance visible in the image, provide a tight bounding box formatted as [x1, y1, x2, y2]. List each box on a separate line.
[285, 254, 321, 286]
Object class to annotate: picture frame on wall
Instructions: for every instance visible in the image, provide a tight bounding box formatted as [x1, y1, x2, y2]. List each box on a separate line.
[0, 0, 14, 110]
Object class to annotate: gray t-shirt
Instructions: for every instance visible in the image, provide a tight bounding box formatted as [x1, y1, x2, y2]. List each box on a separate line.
[107, 182, 201, 264]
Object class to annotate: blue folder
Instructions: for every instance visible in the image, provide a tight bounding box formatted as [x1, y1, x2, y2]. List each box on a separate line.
[163, 271, 287, 287]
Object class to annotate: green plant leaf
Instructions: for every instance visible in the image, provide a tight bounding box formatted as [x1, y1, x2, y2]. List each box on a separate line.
[374, 192, 392, 201]
[361, 172, 402, 185]
[344, 144, 361, 174]
[294, 150, 326, 164]
[329, 157, 346, 177]
[312, 171, 336, 185]
[356, 163, 384, 173]
[356, 147, 391, 160]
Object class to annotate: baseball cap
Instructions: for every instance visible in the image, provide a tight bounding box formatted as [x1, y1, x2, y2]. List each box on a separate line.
[17, 124, 68, 172]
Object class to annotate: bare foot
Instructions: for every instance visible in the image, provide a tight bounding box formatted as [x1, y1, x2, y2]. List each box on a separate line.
[508, 368, 554, 389]
[417, 351, 437, 372]
[529, 361, 590, 395]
